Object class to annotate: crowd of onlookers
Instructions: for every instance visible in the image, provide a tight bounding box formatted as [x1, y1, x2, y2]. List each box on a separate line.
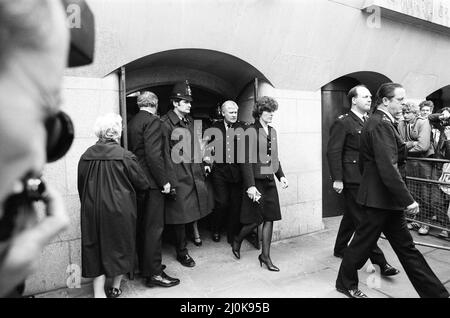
[397, 100, 450, 238]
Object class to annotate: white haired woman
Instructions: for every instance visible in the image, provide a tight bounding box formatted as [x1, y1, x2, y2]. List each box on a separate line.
[77, 113, 150, 298]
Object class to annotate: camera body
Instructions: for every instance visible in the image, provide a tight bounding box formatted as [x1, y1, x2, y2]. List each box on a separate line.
[0, 176, 47, 241]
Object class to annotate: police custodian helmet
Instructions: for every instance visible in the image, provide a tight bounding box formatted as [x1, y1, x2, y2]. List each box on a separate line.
[171, 80, 193, 102]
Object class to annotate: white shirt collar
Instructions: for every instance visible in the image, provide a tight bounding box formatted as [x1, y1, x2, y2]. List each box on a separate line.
[378, 108, 396, 124]
[350, 109, 366, 122]
[141, 108, 156, 115]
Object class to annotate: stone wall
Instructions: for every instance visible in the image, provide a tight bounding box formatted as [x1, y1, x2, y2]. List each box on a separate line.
[24, 74, 120, 295]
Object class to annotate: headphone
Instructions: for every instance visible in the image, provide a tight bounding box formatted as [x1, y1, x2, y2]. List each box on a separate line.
[44, 111, 75, 163]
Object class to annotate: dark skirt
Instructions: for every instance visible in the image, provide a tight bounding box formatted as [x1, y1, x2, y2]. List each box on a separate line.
[240, 178, 282, 224]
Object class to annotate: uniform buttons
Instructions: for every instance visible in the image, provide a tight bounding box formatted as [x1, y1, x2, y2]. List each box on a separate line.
[353, 160, 357, 163]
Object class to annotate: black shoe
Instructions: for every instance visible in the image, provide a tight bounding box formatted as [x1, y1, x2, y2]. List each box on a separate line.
[379, 263, 400, 276]
[146, 272, 180, 288]
[177, 254, 196, 267]
[161, 271, 180, 284]
[336, 287, 368, 298]
[193, 236, 202, 246]
[258, 254, 280, 272]
[212, 232, 220, 242]
[232, 239, 241, 259]
[106, 287, 122, 298]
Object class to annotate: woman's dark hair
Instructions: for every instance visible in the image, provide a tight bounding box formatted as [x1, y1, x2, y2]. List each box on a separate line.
[252, 96, 278, 120]
[375, 83, 403, 106]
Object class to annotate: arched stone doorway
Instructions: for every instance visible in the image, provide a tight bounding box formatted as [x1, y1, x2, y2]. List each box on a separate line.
[425, 85, 450, 112]
[121, 49, 272, 128]
[321, 71, 392, 217]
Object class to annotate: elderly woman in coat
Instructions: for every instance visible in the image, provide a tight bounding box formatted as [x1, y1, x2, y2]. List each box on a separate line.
[78, 114, 149, 298]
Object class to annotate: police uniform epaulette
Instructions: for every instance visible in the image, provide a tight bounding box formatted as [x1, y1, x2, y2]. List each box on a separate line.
[338, 114, 348, 120]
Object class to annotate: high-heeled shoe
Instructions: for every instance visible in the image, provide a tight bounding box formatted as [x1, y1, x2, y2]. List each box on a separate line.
[193, 236, 202, 247]
[232, 238, 242, 259]
[258, 254, 280, 272]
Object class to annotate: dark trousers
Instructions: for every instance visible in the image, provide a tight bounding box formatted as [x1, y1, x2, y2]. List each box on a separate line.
[137, 189, 164, 277]
[211, 168, 243, 243]
[173, 224, 187, 257]
[334, 186, 387, 267]
[336, 207, 449, 298]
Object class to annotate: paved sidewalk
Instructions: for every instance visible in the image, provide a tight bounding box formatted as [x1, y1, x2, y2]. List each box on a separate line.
[36, 217, 450, 298]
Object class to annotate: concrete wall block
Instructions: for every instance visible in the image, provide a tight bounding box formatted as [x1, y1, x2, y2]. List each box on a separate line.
[65, 138, 97, 195]
[273, 89, 321, 101]
[277, 173, 298, 206]
[99, 89, 120, 114]
[69, 239, 93, 285]
[61, 89, 101, 138]
[61, 89, 119, 139]
[275, 202, 323, 240]
[278, 133, 321, 173]
[24, 241, 70, 295]
[296, 99, 322, 133]
[274, 205, 301, 240]
[59, 195, 82, 242]
[298, 170, 322, 203]
[272, 98, 298, 133]
[63, 74, 119, 91]
[43, 159, 68, 194]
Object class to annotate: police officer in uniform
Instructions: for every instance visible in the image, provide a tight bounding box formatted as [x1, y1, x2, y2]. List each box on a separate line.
[335, 83, 450, 298]
[161, 80, 212, 267]
[327, 85, 399, 277]
[207, 101, 245, 244]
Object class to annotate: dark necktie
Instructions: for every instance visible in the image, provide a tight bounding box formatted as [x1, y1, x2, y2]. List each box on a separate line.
[362, 115, 368, 123]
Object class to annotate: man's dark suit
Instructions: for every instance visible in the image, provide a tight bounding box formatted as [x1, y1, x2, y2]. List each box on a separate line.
[127, 110, 169, 277]
[207, 120, 245, 243]
[327, 111, 387, 267]
[336, 109, 449, 298]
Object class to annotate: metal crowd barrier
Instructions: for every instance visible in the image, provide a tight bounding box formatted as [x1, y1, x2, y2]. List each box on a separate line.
[404, 157, 450, 244]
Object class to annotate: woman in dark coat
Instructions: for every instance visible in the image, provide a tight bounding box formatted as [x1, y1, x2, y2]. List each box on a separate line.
[78, 114, 149, 298]
[231, 96, 289, 271]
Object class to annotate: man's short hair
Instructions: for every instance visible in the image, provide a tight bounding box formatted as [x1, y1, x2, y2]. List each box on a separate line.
[419, 100, 434, 112]
[402, 101, 420, 115]
[347, 85, 368, 104]
[137, 91, 158, 108]
[252, 96, 278, 120]
[221, 100, 238, 112]
[0, 0, 53, 70]
[375, 83, 403, 106]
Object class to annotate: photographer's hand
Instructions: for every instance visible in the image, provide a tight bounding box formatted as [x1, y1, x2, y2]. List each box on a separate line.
[0, 185, 69, 297]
